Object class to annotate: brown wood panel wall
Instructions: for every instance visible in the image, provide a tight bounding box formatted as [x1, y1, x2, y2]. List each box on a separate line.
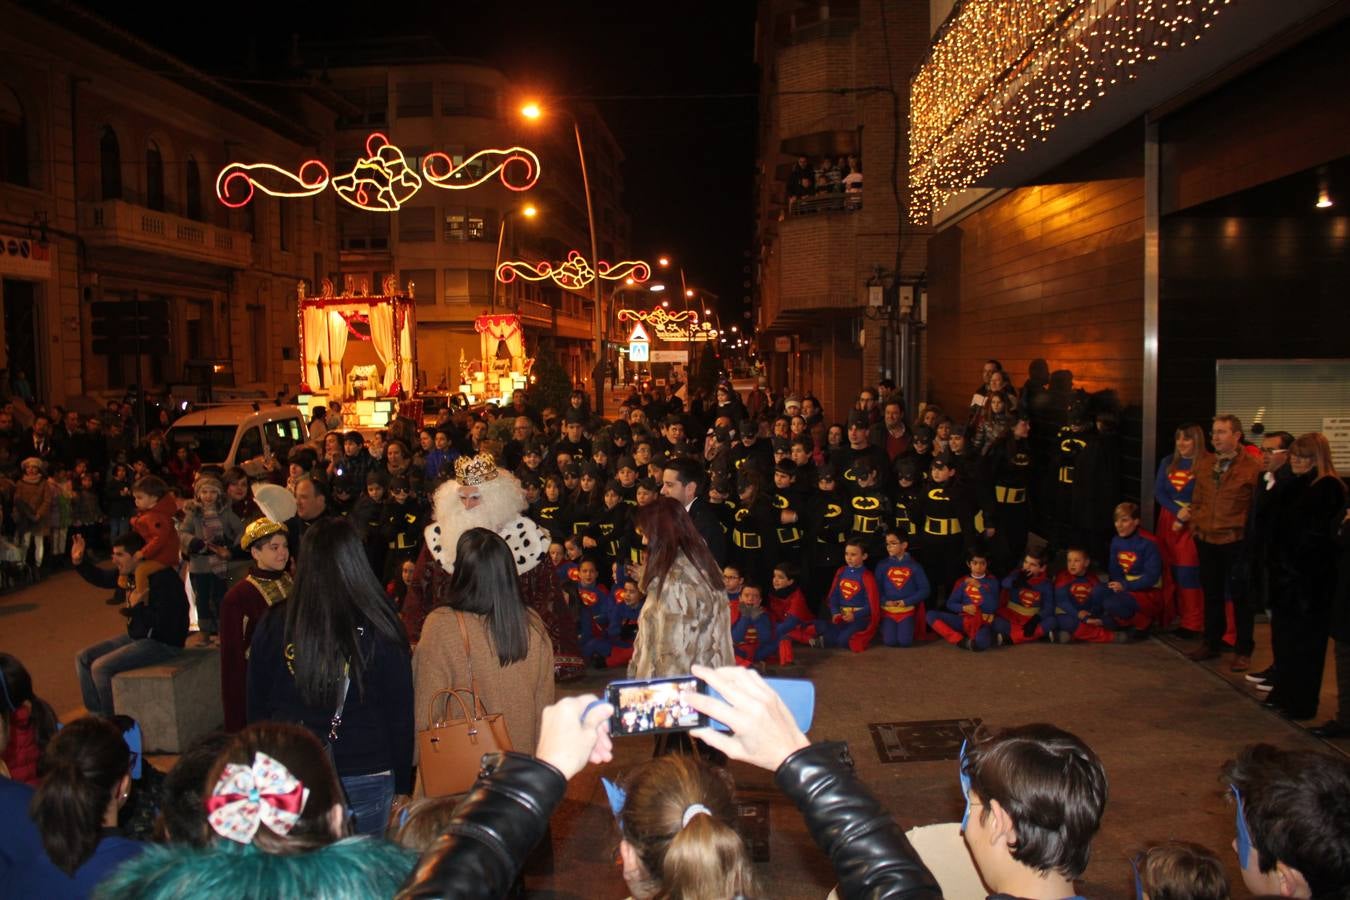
[925, 177, 1146, 422]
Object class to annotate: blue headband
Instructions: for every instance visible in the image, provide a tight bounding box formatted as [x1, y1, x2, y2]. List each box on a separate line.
[1231, 785, 1253, 870]
[1131, 855, 1144, 900]
[602, 777, 627, 829]
[959, 739, 972, 831]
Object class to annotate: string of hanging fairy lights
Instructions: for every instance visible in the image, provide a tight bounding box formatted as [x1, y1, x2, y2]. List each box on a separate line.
[908, 0, 1234, 222]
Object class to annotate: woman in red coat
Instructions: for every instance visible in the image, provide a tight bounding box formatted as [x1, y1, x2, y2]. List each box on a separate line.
[0, 653, 60, 785]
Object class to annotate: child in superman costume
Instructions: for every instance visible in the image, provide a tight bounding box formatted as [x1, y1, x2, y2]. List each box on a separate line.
[575, 558, 619, 666]
[875, 529, 931, 647]
[926, 546, 1000, 650]
[995, 544, 1055, 645]
[1046, 548, 1116, 643]
[770, 561, 816, 663]
[730, 582, 782, 667]
[1105, 502, 1165, 633]
[815, 538, 881, 652]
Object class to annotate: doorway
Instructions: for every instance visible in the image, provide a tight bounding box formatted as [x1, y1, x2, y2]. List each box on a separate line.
[2, 278, 40, 400]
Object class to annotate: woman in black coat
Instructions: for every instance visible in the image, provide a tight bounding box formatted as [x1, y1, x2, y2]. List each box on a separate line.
[1263, 433, 1347, 722]
[1312, 502, 1350, 737]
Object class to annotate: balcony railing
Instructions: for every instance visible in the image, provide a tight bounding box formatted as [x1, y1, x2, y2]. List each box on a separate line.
[80, 200, 253, 268]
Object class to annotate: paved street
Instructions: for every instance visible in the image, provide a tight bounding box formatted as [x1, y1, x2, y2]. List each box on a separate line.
[4, 567, 1345, 898]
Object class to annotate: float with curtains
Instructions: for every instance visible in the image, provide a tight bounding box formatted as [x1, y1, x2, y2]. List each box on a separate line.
[297, 279, 416, 397]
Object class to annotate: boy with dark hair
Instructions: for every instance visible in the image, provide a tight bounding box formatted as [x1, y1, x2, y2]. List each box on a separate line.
[845, 457, 890, 562]
[804, 464, 850, 618]
[771, 461, 806, 565]
[1223, 743, 1350, 898]
[995, 545, 1054, 645]
[875, 530, 930, 648]
[961, 723, 1108, 899]
[575, 557, 617, 668]
[769, 561, 815, 662]
[731, 470, 775, 588]
[926, 545, 1000, 650]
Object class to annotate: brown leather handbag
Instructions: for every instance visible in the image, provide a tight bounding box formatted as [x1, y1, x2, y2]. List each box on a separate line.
[416, 612, 513, 797]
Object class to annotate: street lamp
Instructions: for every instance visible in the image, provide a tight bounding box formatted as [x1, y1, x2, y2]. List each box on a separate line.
[520, 99, 604, 410]
[493, 203, 538, 312]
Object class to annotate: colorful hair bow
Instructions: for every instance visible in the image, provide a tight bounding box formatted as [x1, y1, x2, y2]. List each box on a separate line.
[206, 751, 310, 844]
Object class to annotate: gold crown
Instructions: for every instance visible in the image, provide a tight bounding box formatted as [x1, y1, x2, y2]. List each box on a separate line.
[241, 517, 287, 551]
[454, 452, 500, 486]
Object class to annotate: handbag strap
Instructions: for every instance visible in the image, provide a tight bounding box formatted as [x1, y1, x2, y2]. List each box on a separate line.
[453, 611, 481, 700]
[327, 672, 350, 742]
[428, 688, 489, 725]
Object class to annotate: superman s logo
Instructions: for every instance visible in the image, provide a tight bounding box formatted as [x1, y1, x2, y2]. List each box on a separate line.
[964, 580, 983, 602]
[839, 579, 860, 600]
[1117, 551, 1137, 573]
[1071, 583, 1092, 602]
[580, 590, 598, 606]
[887, 567, 911, 590]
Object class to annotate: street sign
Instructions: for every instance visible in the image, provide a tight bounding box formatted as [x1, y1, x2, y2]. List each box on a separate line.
[650, 350, 688, 363]
[628, 341, 649, 362]
[628, 322, 650, 343]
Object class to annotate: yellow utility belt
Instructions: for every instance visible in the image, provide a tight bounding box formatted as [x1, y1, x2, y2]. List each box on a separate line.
[995, 486, 1026, 504]
[1058, 466, 1075, 484]
[777, 526, 802, 543]
[1007, 603, 1040, 617]
[733, 532, 763, 550]
[924, 517, 961, 537]
[882, 602, 914, 614]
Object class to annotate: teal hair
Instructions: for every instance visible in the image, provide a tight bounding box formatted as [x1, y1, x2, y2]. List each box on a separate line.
[94, 836, 416, 900]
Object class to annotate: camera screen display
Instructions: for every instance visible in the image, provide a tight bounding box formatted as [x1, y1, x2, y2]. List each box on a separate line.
[607, 676, 705, 736]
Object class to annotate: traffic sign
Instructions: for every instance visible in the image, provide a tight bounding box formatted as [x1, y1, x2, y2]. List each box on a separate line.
[628, 322, 650, 343]
[629, 341, 649, 362]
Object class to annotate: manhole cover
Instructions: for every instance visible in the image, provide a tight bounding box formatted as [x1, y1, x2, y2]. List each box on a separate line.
[867, 718, 982, 763]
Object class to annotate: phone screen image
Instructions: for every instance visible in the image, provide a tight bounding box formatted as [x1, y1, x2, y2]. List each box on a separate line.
[607, 676, 705, 736]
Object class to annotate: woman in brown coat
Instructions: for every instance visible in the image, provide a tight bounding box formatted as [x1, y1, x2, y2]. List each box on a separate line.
[628, 496, 735, 679]
[413, 528, 554, 756]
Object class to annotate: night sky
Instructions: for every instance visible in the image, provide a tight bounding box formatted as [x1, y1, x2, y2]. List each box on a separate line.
[80, 0, 760, 325]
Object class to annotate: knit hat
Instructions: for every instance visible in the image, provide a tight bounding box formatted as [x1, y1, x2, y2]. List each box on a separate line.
[193, 473, 225, 498]
[20, 457, 45, 473]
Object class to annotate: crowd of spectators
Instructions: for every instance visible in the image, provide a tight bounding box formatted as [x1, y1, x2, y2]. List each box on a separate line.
[785, 153, 863, 215]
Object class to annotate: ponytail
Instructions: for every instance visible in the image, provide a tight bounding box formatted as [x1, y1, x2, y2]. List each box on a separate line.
[619, 755, 758, 899]
[32, 717, 129, 875]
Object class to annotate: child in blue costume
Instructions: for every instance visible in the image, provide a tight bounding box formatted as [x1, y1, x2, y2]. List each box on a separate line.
[1104, 502, 1163, 635]
[926, 546, 1000, 650]
[575, 558, 618, 665]
[731, 582, 781, 667]
[603, 575, 643, 669]
[770, 561, 816, 664]
[1047, 548, 1113, 643]
[723, 563, 745, 617]
[875, 530, 931, 647]
[994, 545, 1054, 645]
[815, 538, 880, 652]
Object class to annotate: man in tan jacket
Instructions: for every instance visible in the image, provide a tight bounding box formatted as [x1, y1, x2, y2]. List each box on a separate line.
[1177, 415, 1263, 671]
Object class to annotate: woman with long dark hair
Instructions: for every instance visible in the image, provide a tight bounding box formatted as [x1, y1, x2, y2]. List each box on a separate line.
[0, 652, 60, 786]
[7, 717, 145, 895]
[413, 528, 554, 757]
[628, 496, 734, 679]
[1262, 432, 1347, 720]
[247, 517, 414, 836]
[97, 722, 416, 898]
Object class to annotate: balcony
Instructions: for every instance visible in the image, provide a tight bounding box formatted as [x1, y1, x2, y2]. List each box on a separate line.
[516, 298, 592, 341]
[908, 0, 1339, 224]
[79, 200, 252, 269]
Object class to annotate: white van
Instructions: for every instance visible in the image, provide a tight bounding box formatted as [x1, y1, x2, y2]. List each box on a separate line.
[165, 404, 309, 471]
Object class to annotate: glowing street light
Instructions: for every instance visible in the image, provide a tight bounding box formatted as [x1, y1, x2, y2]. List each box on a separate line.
[658, 256, 670, 267]
[522, 204, 537, 218]
[520, 102, 542, 120]
[494, 203, 541, 311]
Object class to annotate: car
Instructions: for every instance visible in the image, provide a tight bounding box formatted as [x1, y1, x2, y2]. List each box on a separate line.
[165, 404, 308, 472]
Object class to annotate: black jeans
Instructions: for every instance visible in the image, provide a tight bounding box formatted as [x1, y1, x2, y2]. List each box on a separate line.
[1196, 538, 1254, 655]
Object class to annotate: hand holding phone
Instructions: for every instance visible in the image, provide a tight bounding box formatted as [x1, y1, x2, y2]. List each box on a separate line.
[684, 665, 811, 772]
[605, 676, 708, 737]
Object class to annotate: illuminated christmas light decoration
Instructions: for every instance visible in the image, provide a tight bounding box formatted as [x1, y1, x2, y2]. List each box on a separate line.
[216, 159, 330, 209]
[422, 146, 543, 192]
[217, 133, 541, 212]
[616, 307, 716, 342]
[909, 0, 1232, 223]
[496, 250, 650, 291]
[332, 132, 422, 211]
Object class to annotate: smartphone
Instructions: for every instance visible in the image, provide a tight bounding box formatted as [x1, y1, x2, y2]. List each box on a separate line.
[606, 675, 708, 737]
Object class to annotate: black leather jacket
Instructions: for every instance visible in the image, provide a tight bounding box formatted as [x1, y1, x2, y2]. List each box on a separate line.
[777, 741, 943, 899]
[396, 751, 565, 899]
[398, 741, 942, 899]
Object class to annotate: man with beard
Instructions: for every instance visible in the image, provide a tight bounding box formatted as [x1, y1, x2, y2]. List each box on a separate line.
[400, 452, 584, 682]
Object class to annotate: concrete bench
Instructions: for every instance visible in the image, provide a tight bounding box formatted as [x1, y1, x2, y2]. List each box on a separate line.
[111, 647, 222, 753]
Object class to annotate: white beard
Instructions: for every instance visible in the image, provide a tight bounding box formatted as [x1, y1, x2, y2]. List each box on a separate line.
[424, 473, 549, 575]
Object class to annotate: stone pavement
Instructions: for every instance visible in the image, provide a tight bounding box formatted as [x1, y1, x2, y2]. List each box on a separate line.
[4, 570, 1346, 898]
